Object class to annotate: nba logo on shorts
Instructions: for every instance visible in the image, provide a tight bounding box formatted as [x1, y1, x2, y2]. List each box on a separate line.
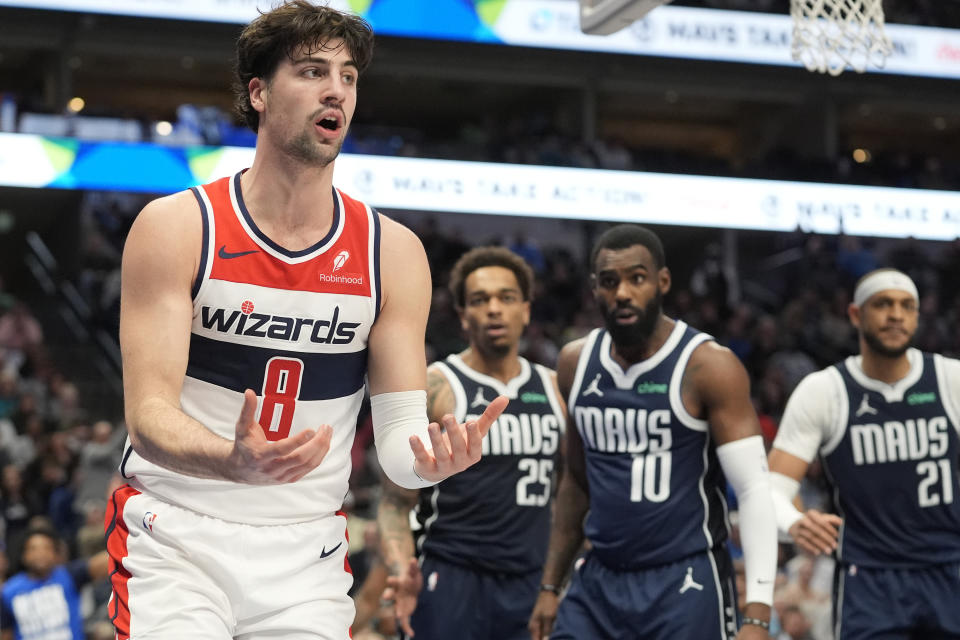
[142, 511, 158, 532]
[427, 571, 438, 592]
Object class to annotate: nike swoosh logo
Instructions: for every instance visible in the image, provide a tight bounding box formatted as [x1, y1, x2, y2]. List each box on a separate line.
[218, 245, 259, 259]
[319, 541, 343, 559]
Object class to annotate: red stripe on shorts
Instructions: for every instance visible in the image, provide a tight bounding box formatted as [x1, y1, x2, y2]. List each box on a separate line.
[337, 510, 353, 577]
[105, 484, 140, 640]
[337, 510, 354, 639]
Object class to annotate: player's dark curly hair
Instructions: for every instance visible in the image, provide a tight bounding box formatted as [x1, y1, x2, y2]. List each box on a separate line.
[234, 1, 375, 132]
[590, 224, 665, 271]
[448, 247, 535, 308]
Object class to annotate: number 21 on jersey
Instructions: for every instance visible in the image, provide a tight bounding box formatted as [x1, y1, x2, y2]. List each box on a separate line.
[917, 458, 954, 507]
[258, 357, 304, 440]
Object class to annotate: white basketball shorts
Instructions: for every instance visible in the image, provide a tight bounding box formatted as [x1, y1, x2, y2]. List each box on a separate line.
[105, 484, 354, 639]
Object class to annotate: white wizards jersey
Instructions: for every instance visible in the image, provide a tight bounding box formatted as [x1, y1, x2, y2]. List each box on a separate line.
[120, 172, 381, 524]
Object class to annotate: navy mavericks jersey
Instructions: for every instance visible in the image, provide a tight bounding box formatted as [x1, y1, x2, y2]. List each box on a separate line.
[822, 352, 960, 567]
[415, 355, 565, 574]
[568, 322, 729, 569]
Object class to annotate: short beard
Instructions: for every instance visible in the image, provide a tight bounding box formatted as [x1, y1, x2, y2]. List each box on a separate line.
[478, 339, 512, 358]
[282, 129, 341, 168]
[602, 290, 662, 349]
[862, 328, 911, 358]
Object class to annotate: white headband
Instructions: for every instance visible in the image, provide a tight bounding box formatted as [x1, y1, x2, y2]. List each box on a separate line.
[853, 270, 918, 308]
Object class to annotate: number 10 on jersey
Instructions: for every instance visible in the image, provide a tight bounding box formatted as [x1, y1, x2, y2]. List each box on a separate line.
[631, 451, 672, 502]
[258, 357, 304, 440]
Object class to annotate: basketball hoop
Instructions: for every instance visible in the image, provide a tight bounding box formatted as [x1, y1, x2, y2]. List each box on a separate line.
[790, 0, 893, 76]
[579, 0, 671, 36]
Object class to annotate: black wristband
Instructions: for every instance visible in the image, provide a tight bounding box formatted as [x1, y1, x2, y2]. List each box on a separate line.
[539, 583, 561, 595]
[741, 616, 770, 630]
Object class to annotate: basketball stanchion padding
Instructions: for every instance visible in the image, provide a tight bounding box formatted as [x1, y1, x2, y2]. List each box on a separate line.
[791, 0, 893, 75]
[578, 0, 671, 36]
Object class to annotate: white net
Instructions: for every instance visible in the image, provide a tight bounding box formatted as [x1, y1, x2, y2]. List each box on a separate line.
[791, 0, 893, 76]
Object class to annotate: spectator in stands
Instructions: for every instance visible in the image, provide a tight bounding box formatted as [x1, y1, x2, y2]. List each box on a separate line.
[1, 465, 38, 552]
[0, 304, 43, 358]
[0, 526, 109, 640]
[776, 604, 814, 640]
[48, 383, 83, 431]
[775, 554, 831, 640]
[509, 232, 546, 274]
[72, 420, 124, 516]
[0, 373, 17, 420]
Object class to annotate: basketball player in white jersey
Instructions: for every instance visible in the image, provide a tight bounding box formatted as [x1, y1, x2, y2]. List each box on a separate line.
[107, 3, 506, 639]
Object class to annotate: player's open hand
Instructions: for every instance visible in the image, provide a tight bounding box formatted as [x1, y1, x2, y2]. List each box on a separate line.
[229, 389, 333, 484]
[409, 395, 509, 483]
[528, 590, 559, 640]
[382, 557, 422, 637]
[788, 508, 842, 555]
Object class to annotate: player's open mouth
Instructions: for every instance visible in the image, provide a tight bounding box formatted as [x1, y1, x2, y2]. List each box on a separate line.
[317, 117, 340, 130]
[314, 111, 343, 138]
[485, 324, 507, 337]
[614, 310, 638, 324]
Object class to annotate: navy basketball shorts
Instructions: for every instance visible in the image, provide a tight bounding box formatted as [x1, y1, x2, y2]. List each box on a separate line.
[404, 555, 540, 640]
[551, 549, 738, 640]
[105, 485, 353, 640]
[833, 562, 960, 639]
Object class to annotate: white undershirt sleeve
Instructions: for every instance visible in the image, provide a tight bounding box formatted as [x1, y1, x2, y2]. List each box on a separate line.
[770, 368, 843, 540]
[935, 356, 960, 430]
[370, 390, 437, 489]
[716, 435, 777, 607]
[772, 370, 840, 463]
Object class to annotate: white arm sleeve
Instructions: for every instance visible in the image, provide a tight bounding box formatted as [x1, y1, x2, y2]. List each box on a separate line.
[772, 369, 841, 463]
[370, 390, 437, 489]
[769, 471, 804, 538]
[716, 435, 777, 607]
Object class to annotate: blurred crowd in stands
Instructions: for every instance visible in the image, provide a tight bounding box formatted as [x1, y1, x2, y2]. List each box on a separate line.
[0, 277, 119, 639]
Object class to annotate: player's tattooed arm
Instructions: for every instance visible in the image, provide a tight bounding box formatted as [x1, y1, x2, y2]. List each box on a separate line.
[376, 366, 450, 570]
[377, 474, 422, 635]
[425, 365, 456, 424]
[377, 475, 419, 576]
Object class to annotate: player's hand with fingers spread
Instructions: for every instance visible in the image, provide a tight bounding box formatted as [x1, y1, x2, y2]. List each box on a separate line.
[409, 395, 509, 483]
[382, 557, 422, 637]
[228, 389, 334, 484]
[528, 590, 559, 640]
[788, 508, 843, 556]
